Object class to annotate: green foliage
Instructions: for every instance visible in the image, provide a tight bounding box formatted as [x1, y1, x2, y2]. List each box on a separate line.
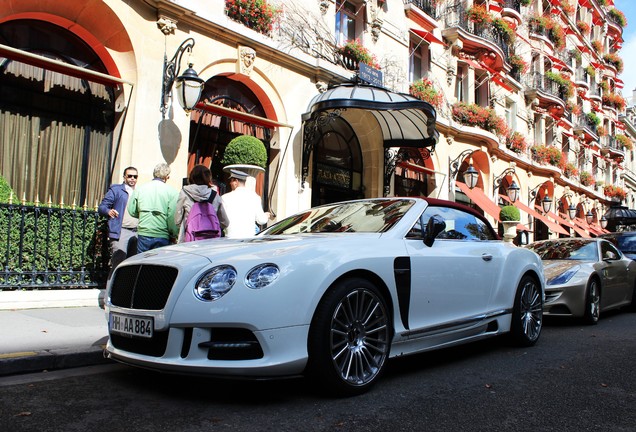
[0, 175, 14, 203]
[499, 205, 520, 222]
[586, 111, 601, 127]
[0, 204, 109, 289]
[221, 135, 268, 168]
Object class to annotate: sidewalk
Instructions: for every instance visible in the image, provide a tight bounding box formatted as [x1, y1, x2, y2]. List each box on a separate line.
[0, 290, 112, 376]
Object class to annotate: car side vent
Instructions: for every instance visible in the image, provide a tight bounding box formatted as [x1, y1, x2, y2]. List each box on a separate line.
[110, 265, 178, 310]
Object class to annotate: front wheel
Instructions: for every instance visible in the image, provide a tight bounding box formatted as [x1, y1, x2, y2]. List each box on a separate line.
[307, 278, 391, 397]
[583, 278, 600, 325]
[510, 275, 543, 346]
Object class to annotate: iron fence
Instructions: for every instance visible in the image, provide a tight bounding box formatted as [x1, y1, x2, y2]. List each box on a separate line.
[0, 201, 110, 290]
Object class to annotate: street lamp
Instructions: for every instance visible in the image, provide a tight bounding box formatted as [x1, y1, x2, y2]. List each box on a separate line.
[449, 149, 477, 191]
[585, 210, 594, 225]
[161, 38, 204, 117]
[507, 180, 520, 202]
[600, 215, 608, 229]
[463, 162, 479, 189]
[568, 203, 577, 220]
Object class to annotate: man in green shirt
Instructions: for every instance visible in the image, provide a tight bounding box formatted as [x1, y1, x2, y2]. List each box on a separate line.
[128, 163, 179, 253]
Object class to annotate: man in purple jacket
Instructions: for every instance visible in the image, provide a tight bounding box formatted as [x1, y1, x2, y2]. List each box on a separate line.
[98, 166, 139, 278]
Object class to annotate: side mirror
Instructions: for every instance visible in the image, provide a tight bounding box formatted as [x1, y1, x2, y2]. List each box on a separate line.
[424, 214, 446, 247]
[604, 251, 618, 261]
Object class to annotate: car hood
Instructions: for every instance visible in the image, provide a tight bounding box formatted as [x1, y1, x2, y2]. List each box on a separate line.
[122, 233, 383, 265]
[542, 260, 592, 279]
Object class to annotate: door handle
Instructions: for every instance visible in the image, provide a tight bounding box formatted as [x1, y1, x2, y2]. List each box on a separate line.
[482, 254, 493, 261]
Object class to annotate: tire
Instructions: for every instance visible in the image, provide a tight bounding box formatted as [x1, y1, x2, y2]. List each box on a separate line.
[510, 275, 543, 347]
[307, 278, 391, 397]
[583, 278, 601, 325]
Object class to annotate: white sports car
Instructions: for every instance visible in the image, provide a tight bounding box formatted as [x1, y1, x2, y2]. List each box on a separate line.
[105, 197, 544, 395]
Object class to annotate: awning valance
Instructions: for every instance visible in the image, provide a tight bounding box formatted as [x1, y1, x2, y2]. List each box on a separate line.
[410, 29, 446, 46]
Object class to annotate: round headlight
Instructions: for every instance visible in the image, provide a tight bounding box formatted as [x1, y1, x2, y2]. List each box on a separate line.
[195, 265, 237, 301]
[245, 264, 280, 289]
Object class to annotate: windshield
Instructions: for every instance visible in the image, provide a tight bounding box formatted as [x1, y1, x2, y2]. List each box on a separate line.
[261, 199, 415, 235]
[527, 240, 598, 261]
[615, 235, 636, 253]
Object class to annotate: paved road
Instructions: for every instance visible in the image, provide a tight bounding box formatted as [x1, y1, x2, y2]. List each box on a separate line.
[1, 312, 636, 432]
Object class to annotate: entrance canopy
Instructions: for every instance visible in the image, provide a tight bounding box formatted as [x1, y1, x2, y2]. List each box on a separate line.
[302, 83, 439, 148]
[301, 83, 439, 185]
[603, 205, 636, 232]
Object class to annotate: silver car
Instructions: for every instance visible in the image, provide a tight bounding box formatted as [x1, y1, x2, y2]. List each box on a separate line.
[527, 238, 636, 324]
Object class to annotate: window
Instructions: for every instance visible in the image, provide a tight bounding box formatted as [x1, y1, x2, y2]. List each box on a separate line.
[335, 1, 361, 45]
[505, 98, 517, 132]
[409, 40, 430, 82]
[474, 70, 489, 107]
[407, 206, 497, 241]
[455, 64, 468, 103]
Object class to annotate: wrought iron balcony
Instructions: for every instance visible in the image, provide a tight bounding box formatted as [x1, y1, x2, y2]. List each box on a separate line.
[405, 0, 439, 20]
[601, 136, 626, 159]
[573, 113, 599, 142]
[575, 67, 589, 86]
[444, 6, 510, 59]
[502, 0, 521, 13]
[523, 72, 565, 102]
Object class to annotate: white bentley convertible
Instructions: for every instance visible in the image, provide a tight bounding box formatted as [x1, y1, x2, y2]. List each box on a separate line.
[105, 197, 544, 395]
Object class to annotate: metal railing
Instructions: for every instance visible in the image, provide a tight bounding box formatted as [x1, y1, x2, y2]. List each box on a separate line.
[502, 0, 521, 13]
[0, 202, 109, 290]
[522, 72, 564, 100]
[444, 4, 510, 59]
[405, 0, 439, 20]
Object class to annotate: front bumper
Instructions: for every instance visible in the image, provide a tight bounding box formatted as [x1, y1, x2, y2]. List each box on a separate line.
[543, 282, 588, 317]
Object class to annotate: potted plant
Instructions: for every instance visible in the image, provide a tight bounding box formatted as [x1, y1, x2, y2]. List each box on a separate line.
[225, 0, 279, 36]
[409, 78, 443, 108]
[500, 205, 520, 243]
[337, 39, 381, 70]
[221, 134, 268, 180]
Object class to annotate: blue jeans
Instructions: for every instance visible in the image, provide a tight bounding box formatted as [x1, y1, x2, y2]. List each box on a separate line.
[137, 235, 169, 253]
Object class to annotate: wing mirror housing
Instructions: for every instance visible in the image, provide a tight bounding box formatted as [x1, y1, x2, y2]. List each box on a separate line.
[423, 214, 446, 247]
[603, 251, 618, 261]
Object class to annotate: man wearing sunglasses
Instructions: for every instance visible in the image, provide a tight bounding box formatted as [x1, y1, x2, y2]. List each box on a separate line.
[98, 166, 139, 280]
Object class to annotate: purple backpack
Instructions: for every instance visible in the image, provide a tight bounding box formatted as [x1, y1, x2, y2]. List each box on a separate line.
[184, 192, 221, 241]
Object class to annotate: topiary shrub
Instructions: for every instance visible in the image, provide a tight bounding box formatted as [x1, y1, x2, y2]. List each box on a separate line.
[221, 135, 268, 168]
[500, 205, 520, 221]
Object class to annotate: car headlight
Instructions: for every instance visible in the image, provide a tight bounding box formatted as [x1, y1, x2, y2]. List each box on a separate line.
[194, 265, 237, 301]
[245, 264, 280, 289]
[547, 265, 580, 286]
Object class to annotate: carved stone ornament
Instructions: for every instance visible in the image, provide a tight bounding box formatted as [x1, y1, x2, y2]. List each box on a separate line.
[319, 0, 330, 14]
[371, 18, 383, 43]
[238, 46, 257, 76]
[316, 81, 328, 93]
[157, 16, 177, 35]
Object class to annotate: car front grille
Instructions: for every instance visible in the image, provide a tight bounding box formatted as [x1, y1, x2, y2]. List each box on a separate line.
[110, 264, 178, 310]
[110, 330, 169, 357]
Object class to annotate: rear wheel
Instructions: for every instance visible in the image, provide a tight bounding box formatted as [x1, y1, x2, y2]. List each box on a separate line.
[307, 278, 391, 396]
[510, 275, 543, 346]
[583, 279, 600, 325]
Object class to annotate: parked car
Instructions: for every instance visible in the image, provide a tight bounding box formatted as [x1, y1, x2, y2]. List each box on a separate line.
[105, 197, 544, 396]
[599, 231, 636, 260]
[526, 238, 636, 324]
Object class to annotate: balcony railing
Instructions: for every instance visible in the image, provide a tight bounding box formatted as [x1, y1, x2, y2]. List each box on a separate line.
[0, 203, 109, 290]
[523, 72, 564, 101]
[444, 5, 510, 59]
[602, 136, 626, 158]
[573, 113, 599, 137]
[502, 0, 521, 13]
[575, 67, 589, 85]
[405, 0, 439, 20]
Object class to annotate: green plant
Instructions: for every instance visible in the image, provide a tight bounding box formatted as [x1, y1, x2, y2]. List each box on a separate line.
[451, 102, 510, 137]
[409, 78, 443, 108]
[528, 15, 548, 33]
[591, 40, 603, 54]
[579, 171, 595, 187]
[466, 4, 492, 26]
[225, 0, 279, 35]
[616, 134, 633, 150]
[507, 132, 527, 154]
[576, 20, 590, 35]
[492, 18, 516, 44]
[607, 8, 627, 27]
[499, 205, 520, 221]
[584, 64, 595, 79]
[604, 185, 627, 200]
[570, 48, 582, 62]
[602, 92, 627, 111]
[603, 52, 624, 73]
[0, 175, 14, 203]
[531, 145, 562, 166]
[586, 111, 601, 127]
[337, 39, 381, 70]
[560, 0, 575, 15]
[520, 0, 531, 5]
[563, 161, 579, 178]
[547, 20, 566, 51]
[545, 71, 574, 98]
[509, 54, 528, 74]
[221, 135, 268, 168]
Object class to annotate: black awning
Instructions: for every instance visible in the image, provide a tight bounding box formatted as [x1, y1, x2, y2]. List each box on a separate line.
[302, 83, 439, 148]
[603, 205, 636, 231]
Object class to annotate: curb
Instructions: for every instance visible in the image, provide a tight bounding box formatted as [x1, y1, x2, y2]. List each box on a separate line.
[0, 289, 103, 310]
[0, 344, 112, 376]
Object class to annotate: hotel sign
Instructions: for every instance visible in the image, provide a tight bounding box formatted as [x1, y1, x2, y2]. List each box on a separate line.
[359, 63, 383, 87]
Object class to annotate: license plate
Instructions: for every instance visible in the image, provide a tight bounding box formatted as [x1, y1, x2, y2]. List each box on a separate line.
[109, 313, 153, 338]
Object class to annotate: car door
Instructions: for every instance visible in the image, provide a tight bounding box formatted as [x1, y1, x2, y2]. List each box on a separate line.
[599, 240, 631, 307]
[404, 206, 504, 333]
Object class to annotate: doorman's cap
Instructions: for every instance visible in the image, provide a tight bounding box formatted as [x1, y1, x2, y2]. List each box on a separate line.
[229, 169, 249, 181]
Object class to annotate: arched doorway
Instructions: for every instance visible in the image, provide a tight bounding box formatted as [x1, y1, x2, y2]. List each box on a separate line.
[189, 76, 271, 198]
[0, 19, 116, 205]
[394, 148, 433, 197]
[311, 116, 363, 206]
